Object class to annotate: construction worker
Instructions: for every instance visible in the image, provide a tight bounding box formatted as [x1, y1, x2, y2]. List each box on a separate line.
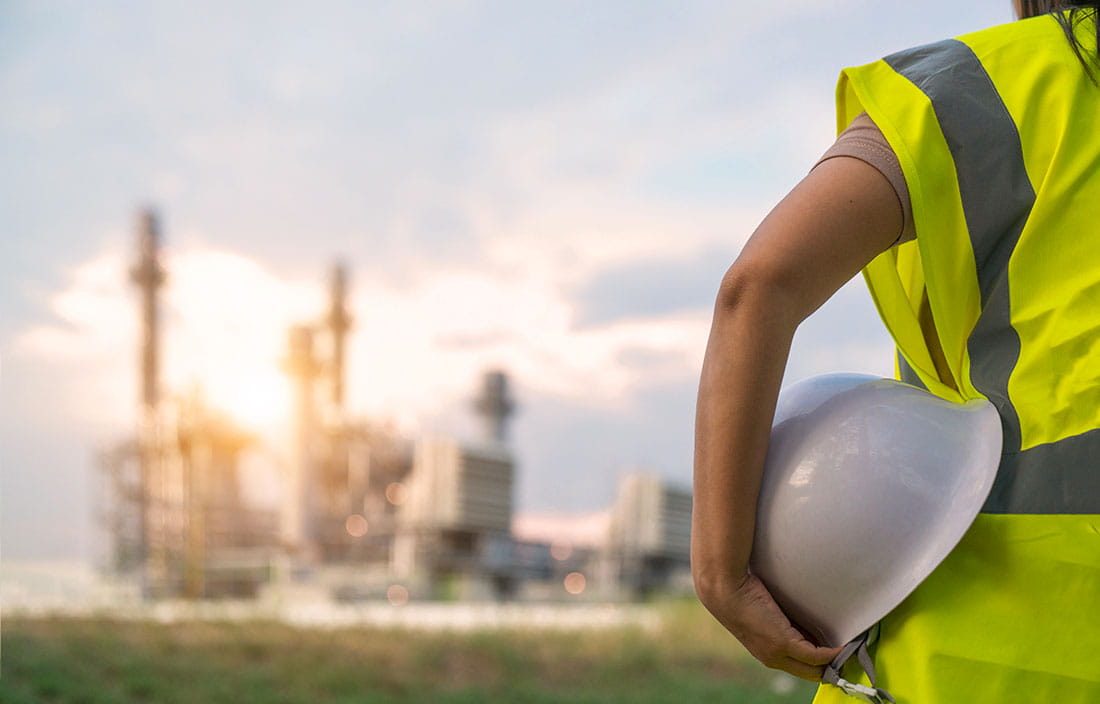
[691, 1, 1100, 701]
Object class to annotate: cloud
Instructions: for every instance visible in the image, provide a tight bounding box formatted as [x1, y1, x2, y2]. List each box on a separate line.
[347, 263, 712, 422]
[14, 247, 137, 430]
[13, 243, 323, 431]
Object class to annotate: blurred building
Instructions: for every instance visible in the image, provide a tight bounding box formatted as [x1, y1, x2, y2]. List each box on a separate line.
[505, 472, 693, 601]
[391, 437, 515, 599]
[606, 472, 693, 597]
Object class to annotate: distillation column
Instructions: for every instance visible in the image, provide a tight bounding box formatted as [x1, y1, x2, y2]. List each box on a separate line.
[129, 208, 166, 596]
[283, 325, 321, 560]
[131, 208, 164, 414]
[327, 261, 353, 410]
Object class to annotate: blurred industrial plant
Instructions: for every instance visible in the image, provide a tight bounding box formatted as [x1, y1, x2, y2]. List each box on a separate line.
[99, 208, 692, 604]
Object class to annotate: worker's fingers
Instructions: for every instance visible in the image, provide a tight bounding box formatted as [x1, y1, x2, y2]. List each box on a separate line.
[698, 572, 846, 683]
[759, 635, 840, 681]
[787, 638, 843, 666]
[777, 655, 828, 682]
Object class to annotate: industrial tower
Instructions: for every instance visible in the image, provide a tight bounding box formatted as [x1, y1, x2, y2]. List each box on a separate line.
[129, 208, 165, 596]
[327, 262, 352, 409]
[131, 208, 165, 412]
[473, 370, 516, 446]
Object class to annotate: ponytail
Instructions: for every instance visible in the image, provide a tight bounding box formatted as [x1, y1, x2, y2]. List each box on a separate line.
[1054, 5, 1100, 83]
[1023, 2, 1100, 83]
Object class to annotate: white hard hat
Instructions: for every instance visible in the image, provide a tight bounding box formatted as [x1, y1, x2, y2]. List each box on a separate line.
[750, 373, 1002, 648]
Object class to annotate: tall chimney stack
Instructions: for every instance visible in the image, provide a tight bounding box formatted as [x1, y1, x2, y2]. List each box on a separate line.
[130, 208, 165, 411]
[129, 207, 165, 598]
[326, 261, 352, 409]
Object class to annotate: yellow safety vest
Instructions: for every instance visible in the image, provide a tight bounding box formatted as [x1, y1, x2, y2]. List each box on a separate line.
[813, 12, 1100, 703]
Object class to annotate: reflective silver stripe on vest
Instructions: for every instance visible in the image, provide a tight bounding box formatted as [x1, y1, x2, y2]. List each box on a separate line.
[884, 38, 1100, 514]
[989, 429, 1100, 513]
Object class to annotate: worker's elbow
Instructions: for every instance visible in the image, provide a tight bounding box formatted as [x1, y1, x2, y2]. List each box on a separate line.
[691, 565, 723, 607]
[714, 258, 803, 322]
[691, 560, 747, 612]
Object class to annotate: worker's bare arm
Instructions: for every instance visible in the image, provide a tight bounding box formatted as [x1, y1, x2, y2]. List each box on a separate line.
[691, 156, 903, 680]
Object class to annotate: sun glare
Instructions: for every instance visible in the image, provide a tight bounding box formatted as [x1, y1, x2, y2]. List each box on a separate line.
[162, 247, 322, 432]
[203, 366, 290, 430]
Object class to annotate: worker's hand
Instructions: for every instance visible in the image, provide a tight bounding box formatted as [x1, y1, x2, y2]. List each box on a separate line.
[698, 572, 842, 682]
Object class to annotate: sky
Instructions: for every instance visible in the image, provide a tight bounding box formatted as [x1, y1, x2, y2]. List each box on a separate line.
[0, 0, 1015, 563]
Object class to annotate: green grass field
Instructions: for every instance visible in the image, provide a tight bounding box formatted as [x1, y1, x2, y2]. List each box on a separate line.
[0, 601, 818, 703]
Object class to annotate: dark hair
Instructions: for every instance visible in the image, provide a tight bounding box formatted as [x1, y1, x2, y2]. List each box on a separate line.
[1022, 1, 1100, 82]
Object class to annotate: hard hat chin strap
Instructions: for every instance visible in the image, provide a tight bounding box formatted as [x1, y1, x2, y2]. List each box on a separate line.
[821, 625, 897, 704]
